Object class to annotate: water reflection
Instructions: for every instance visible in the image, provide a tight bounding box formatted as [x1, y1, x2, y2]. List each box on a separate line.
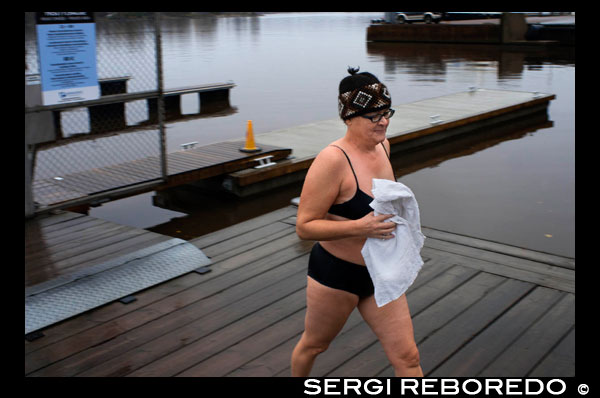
[391, 116, 554, 179]
[367, 41, 575, 83]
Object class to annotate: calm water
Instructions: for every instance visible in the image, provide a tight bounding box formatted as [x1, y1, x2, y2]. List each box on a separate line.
[41, 13, 575, 257]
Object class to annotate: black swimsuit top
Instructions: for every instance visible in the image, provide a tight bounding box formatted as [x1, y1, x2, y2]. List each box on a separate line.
[327, 143, 395, 220]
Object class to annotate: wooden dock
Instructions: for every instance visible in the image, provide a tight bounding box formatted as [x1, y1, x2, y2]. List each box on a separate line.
[32, 141, 291, 209]
[25, 205, 574, 377]
[26, 211, 173, 288]
[366, 13, 574, 45]
[223, 88, 554, 196]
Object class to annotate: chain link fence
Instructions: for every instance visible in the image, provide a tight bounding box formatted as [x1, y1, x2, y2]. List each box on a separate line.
[25, 12, 166, 215]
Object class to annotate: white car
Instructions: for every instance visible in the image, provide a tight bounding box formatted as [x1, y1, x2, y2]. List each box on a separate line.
[396, 12, 443, 24]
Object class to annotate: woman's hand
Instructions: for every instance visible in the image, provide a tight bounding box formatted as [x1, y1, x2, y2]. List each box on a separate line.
[356, 212, 396, 239]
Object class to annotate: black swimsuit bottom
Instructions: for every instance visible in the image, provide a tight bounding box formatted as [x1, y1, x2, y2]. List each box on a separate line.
[308, 242, 374, 298]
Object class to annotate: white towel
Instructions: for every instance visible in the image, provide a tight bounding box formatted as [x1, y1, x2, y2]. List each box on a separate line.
[361, 179, 426, 307]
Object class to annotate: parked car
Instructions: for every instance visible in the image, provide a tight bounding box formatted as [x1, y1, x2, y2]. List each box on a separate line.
[396, 12, 443, 24]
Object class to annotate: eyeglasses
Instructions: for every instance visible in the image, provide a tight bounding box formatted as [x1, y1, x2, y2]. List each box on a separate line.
[360, 108, 395, 123]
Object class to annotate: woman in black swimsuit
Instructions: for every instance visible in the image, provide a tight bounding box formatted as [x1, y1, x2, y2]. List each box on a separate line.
[291, 68, 423, 377]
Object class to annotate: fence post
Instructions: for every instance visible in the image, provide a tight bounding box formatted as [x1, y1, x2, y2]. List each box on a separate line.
[25, 141, 35, 218]
[155, 12, 167, 182]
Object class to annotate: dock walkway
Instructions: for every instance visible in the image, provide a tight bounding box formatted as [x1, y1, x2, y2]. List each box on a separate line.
[32, 141, 291, 208]
[224, 88, 554, 195]
[25, 205, 574, 377]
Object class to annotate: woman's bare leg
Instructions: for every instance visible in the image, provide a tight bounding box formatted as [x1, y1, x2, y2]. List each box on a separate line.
[358, 294, 423, 377]
[291, 276, 359, 376]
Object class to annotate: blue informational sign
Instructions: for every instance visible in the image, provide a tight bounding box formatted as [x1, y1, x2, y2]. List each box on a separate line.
[36, 12, 99, 105]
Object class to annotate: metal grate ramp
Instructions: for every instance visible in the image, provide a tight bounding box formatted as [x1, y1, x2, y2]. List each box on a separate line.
[25, 238, 211, 335]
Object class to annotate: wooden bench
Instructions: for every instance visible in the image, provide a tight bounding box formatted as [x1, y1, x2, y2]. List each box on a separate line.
[26, 76, 236, 136]
[57, 80, 235, 130]
[26, 75, 133, 134]
[146, 82, 236, 123]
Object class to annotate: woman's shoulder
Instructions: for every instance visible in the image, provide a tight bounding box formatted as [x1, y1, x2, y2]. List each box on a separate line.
[315, 143, 348, 164]
[305, 144, 348, 178]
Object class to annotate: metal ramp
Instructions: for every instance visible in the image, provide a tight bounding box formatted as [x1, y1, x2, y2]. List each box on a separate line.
[25, 238, 211, 335]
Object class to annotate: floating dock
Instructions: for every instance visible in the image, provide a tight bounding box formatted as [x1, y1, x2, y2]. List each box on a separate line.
[25, 205, 574, 377]
[222, 88, 554, 196]
[32, 141, 291, 209]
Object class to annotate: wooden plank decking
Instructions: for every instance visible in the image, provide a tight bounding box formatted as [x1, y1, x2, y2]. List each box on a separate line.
[25, 205, 574, 377]
[32, 141, 291, 208]
[25, 210, 211, 335]
[25, 211, 175, 288]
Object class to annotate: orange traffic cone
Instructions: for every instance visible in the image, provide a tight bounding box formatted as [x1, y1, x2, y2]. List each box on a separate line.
[240, 120, 261, 153]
